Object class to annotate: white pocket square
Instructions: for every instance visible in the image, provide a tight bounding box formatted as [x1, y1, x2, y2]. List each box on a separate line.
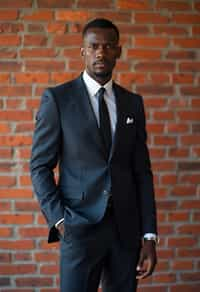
[126, 117, 134, 124]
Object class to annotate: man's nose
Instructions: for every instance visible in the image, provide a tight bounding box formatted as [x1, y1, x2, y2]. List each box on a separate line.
[96, 45, 106, 57]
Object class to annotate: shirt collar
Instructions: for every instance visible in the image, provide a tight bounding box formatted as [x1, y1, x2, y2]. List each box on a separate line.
[83, 70, 113, 98]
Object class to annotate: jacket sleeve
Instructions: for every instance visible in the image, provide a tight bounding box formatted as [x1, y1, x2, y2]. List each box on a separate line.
[30, 88, 64, 242]
[133, 94, 157, 236]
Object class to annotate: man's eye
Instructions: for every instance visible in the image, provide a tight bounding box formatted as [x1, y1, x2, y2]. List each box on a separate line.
[89, 44, 99, 50]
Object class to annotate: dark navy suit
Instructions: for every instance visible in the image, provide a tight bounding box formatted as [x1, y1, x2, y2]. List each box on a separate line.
[30, 75, 157, 291]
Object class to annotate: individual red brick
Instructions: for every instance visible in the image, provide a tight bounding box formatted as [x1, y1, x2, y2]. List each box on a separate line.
[40, 264, 59, 274]
[178, 224, 200, 235]
[172, 186, 196, 197]
[34, 252, 58, 263]
[192, 26, 200, 35]
[149, 73, 170, 84]
[127, 49, 161, 59]
[137, 85, 173, 95]
[172, 14, 200, 24]
[167, 123, 189, 133]
[0, 110, 32, 121]
[135, 61, 175, 72]
[181, 86, 200, 96]
[0, 122, 10, 133]
[157, 201, 177, 210]
[177, 111, 200, 120]
[15, 122, 34, 132]
[178, 162, 200, 171]
[16, 277, 53, 287]
[55, 10, 91, 21]
[0, 73, 10, 83]
[0, 176, 16, 187]
[161, 175, 177, 185]
[156, 1, 191, 11]
[0, 264, 36, 274]
[15, 201, 40, 211]
[0, 10, 18, 20]
[19, 227, 48, 237]
[0, 61, 21, 71]
[0, 35, 20, 46]
[0, 227, 12, 237]
[0, 240, 35, 250]
[152, 161, 176, 171]
[173, 38, 200, 48]
[28, 23, 44, 32]
[168, 211, 189, 222]
[0, 23, 24, 33]
[168, 237, 197, 247]
[0, 253, 11, 263]
[0, 189, 33, 199]
[46, 22, 67, 34]
[138, 287, 167, 292]
[135, 13, 169, 23]
[0, 136, 32, 146]
[6, 99, 23, 109]
[149, 148, 165, 158]
[20, 48, 56, 58]
[180, 174, 200, 184]
[170, 284, 200, 292]
[135, 37, 169, 48]
[167, 51, 195, 59]
[172, 260, 193, 270]
[153, 273, 176, 283]
[179, 62, 200, 72]
[181, 135, 200, 145]
[117, 0, 150, 9]
[25, 60, 65, 71]
[15, 73, 49, 84]
[26, 98, 40, 109]
[24, 35, 47, 46]
[173, 73, 194, 83]
[51, 72, 78, 84]
[0, 214, 33, 224]
[53, 34, 82, 46]
[0, 202, 11, 211]
[154, 26, 188, 35]
[14, 253, 32, 261]
[0, 0, 32, 7]
[23, 11, 53, 21]
[169, 148, 189, 158]
[38, 0, 73, 7]
[180, 272, 200, 282]
[78, 0, 113, 8]
[192, 124, 200, 133]
[147, 124, 164, 133]
[0, 86, 31, 97]
[153, 111, 174, 120]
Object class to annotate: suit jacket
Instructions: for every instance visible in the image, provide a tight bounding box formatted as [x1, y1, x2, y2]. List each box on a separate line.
[30, 74, 157, 250]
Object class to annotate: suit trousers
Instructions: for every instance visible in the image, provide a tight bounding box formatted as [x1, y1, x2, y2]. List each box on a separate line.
[59, 207, 140, 292]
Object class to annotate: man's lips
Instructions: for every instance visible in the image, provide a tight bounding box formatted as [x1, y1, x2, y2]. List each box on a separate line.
[94, 61, 107, 67]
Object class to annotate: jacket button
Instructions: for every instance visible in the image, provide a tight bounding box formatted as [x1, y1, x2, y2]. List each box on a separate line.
[103, 190, 108, 195]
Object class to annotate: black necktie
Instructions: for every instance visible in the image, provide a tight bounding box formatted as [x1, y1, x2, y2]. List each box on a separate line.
[97, 87, 112, 159]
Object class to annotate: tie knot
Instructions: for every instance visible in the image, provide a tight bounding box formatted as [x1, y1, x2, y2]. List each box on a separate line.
[96, 87, 105, 101]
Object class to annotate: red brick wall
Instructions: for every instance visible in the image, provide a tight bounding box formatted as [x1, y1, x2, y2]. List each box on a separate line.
[0, 0, 199, 291]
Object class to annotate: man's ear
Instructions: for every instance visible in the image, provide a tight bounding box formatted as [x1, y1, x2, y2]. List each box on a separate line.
[80, 48, 85, 57]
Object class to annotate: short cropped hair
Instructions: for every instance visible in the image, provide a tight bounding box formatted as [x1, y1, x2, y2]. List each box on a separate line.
[82, 18, 119, 42]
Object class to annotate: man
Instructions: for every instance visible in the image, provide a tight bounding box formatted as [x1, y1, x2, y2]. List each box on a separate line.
[30, 18, 158, 292]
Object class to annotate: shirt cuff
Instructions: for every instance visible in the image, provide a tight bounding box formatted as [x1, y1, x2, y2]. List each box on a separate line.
[55, 218, 64, 228]
[143, 233, 157, 239]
